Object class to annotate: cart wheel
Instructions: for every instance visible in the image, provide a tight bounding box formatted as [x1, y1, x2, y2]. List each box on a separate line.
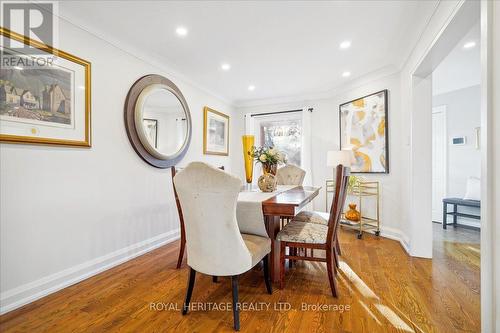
[375, 230, 380, 236]
[357, 233, 363, 239]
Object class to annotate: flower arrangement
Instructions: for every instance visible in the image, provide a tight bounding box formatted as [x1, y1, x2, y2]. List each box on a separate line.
[251, 146, 286, 164]
[250, 146, 286, 175]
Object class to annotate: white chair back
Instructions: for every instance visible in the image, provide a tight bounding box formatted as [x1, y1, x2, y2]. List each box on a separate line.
[276, 164, 306, 185]
[174, 162, 253, 276]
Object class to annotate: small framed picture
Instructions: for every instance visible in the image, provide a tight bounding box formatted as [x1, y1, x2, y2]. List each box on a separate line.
[203, 106, 229, 156]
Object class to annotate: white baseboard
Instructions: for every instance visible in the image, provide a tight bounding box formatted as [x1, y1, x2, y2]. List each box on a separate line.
[367, 225, 411, 255]
[0, 229, 180, 315]
[399, 235, 411, 254]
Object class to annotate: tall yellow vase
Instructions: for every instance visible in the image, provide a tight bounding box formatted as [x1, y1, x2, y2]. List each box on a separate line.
[242, 135, 255, 184]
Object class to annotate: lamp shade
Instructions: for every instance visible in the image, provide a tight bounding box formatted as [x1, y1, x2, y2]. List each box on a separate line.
[327, 150, 352, 167]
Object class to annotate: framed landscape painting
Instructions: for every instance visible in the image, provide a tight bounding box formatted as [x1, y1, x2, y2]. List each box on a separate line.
[0, 28, 91, 147]
[203, 106, 229, 156]
[339, 89, 389, 173]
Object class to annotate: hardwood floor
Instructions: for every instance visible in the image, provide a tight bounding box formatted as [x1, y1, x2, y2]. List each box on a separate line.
[0, 227, 480, 332]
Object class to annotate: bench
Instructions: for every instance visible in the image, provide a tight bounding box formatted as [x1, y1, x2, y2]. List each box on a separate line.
[442, 198, 480, 229]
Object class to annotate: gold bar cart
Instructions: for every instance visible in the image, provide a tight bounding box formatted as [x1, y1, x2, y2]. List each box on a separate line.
[326, 179, 380, 239]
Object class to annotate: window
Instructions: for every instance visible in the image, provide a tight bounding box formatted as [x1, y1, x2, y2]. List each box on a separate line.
[254, 112, 302, 166]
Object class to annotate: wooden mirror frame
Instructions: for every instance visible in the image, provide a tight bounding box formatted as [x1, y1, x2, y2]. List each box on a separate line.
[124, 74, 192, 168]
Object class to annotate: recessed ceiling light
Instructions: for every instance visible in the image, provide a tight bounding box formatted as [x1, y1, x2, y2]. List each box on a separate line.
[248, 85, 256, 91]
[175, 26, 188, 37]
[339, 40, 351, 49]
[342, 71, 351, 77]
[463, 41, 476, 49]
[221, 63, 231, 71]
[14, 66, 23, 70]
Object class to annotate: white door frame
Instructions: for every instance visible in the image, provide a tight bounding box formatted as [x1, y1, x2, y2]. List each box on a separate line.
[432, 105, 448, 223]
[479, 1, 495, 330]
[409, 0, 494, 330]
[409, 74, 433, 258]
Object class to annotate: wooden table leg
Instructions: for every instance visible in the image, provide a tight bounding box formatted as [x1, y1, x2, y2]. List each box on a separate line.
[265, 215, 281, 283]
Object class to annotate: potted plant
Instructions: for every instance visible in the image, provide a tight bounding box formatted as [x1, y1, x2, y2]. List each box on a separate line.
[347, 175, 362, 193]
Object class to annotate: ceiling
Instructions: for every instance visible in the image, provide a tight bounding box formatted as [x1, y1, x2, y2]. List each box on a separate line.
[432, 22, 480, 96]
[60, 1, 438, 105]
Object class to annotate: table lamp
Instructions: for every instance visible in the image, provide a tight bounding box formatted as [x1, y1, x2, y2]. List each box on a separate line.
[327, 150, 352, 167]
[327, 150, 353, 180]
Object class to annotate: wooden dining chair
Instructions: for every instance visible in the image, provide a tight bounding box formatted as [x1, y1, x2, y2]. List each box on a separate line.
[290, 205, 343, 261]
[174, 162, 272, 331]
[172, 165, 224, 269]
[277, 164, 349, 297]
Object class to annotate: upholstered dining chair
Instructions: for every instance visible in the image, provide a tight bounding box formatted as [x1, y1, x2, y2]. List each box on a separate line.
[174, 162, 272, 331]
[277, 164, 349, 297]
[276, 164, 306, 186]
[276, 164, 306, 229]
[172, 165, 224, 269]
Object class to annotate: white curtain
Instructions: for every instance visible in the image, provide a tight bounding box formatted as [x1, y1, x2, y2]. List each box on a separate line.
[301, 107, 313, 186]
[176, 117, 186, 149]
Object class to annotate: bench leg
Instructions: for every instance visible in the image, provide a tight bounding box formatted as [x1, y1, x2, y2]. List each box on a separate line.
[453, 204, 458, 227]
[443, 202, 447, 229]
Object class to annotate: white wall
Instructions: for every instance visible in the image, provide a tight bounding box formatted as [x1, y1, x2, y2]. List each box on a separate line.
[433, 85, 481, 227]
[0, 17, 235, 313]
[235, 73, 403, 242]
[491, 1, 500, 328]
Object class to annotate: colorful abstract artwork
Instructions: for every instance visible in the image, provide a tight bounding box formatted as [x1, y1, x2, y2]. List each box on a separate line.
[339, 90, 389, 173]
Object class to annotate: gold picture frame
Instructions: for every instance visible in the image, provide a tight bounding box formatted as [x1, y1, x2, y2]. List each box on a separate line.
[0, 27, 91, 147]
[203, 106, 229, 156]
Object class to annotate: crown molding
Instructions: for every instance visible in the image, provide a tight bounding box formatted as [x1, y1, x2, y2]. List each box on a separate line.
[234, 65, 400, 109]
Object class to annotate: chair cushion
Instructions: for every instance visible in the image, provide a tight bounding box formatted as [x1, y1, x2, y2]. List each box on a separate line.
[242, 233, 271, 266]
[276, 222, 328, 244]
[293, 211, 329, 225]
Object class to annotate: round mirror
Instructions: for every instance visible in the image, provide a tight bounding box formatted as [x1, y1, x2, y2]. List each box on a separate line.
[135, 84, 188, 159]
[124, 75, 192, 168]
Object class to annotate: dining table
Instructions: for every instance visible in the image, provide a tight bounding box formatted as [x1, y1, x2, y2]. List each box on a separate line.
[237, 185, 321, 283]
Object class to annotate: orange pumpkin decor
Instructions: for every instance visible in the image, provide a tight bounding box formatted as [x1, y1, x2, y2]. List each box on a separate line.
[345, 203, 361, 222]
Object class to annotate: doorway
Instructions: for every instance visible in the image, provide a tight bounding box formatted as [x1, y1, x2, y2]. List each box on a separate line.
[409, 0, 494, 329]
